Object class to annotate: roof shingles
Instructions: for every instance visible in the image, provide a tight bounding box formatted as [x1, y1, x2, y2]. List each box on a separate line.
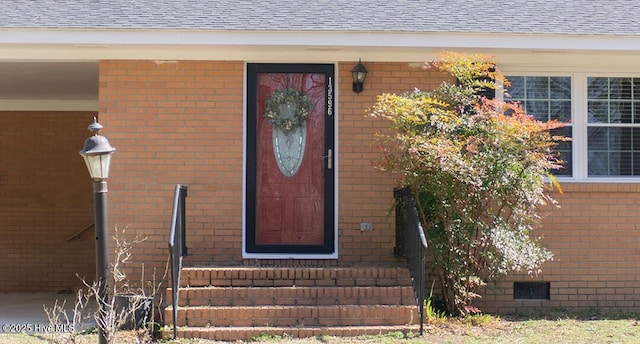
[2, 0, 640, 36]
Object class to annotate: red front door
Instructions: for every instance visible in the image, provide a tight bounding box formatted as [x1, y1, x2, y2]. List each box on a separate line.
[246, 64, 335, 256]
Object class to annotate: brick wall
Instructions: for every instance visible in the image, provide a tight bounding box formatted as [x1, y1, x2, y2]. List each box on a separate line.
[336, 62, 446, 264]
[474, 183, 640, 313]
[0, 111, 96, 292]
[98, 59, 640, 313]
[99, 60, 245, 280]
[1, 59, 635, 313]
[340, 63, 640, 313]
[98, 60, 444, 276]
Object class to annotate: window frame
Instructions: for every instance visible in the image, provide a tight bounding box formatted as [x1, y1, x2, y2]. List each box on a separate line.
[500, 72, 640, 183]
[585, 76, 640, 177]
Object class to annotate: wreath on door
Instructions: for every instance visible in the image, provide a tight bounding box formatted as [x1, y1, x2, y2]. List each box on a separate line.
[265, 87, 311, 133]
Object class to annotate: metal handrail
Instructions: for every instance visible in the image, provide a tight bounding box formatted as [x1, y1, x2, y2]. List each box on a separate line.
[168, 184, 188, 339]
[394, 187, 428, 335]
[66, 222, 95, 242]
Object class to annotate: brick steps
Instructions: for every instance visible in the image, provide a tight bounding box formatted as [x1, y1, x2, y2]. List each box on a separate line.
[179, 266, 413, 287]
[174, 325, 421, 342]
[171, 305, 417, 327]
[164, 266, 419, 340]
[175, 286, 415, 307]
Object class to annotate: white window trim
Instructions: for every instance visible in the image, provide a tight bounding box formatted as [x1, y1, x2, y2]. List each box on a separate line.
[501, 72, 640, 183]
[573, 74, 587, 181]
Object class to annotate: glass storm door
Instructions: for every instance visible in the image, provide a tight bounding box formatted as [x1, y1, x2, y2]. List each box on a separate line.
[245, 64, 335, 255]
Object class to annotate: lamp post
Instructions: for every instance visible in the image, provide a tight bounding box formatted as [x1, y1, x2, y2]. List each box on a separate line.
[79, 118, 115, 344]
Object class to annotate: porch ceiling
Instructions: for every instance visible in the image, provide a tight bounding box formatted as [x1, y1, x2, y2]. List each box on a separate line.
[0, 61, 98, 105]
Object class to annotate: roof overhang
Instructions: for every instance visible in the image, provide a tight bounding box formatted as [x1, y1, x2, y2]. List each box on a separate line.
[2, 29, 640, 111]
[2, 29, 640, 64]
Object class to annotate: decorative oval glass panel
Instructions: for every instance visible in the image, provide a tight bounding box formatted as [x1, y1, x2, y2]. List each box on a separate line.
[265, 88, 310, 177]
[273, 124, 306, 177]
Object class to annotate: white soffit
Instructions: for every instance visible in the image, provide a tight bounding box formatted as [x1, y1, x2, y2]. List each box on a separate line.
[1, 29, 640, 62]
[1, 29, 640, 50]
[0, 61, 98, 111]
[2, 29, 640, 110]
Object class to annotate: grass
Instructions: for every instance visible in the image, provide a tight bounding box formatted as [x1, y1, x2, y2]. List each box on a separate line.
[1, 310, 639, 343]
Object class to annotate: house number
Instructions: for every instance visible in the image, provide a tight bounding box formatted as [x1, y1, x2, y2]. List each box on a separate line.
[327, 77, 333, 117]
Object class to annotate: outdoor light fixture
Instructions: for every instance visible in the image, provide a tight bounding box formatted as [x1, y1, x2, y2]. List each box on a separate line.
[79, 118, 115, 344]
[351, 59, 368, 93]
[79, 119, 115, 180]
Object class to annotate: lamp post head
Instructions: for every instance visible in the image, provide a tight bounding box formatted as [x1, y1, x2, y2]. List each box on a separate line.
[79, 118, 115, 180]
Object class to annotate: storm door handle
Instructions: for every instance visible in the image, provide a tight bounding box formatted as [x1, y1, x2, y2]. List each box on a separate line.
[321, 149, 333, 170]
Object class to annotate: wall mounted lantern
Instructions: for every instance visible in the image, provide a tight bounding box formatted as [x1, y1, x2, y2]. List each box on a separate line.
[351, 59, 368, 93]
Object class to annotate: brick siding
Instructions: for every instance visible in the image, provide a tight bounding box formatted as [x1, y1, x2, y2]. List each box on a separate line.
[98, 60, 443, 278]
[0, 111, 96, 292]
[5, 59, 637, 313]
[336, 62, 447, 265]
[99, 60, 245, 279]
[474, 183, 640, 313]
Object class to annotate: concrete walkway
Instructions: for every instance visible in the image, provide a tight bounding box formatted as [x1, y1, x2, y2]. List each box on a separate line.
[0, 293, 95, 333]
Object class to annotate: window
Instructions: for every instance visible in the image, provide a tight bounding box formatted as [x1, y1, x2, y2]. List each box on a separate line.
[499, 73, 640, 181]
[587, 77, 640, 176]
[505, 76, 573, 176]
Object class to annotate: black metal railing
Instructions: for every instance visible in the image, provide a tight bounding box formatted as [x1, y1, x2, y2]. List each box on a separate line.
[394, 187, 428, 335]
[65, 222, 95, 242]
[168, 184, 188, 339]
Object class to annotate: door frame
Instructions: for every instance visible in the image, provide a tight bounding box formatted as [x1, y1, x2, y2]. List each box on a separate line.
[242, 62, 338, 259]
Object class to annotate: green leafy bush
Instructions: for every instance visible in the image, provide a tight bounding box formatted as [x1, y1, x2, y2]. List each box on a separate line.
[370, 52, 568, 316]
